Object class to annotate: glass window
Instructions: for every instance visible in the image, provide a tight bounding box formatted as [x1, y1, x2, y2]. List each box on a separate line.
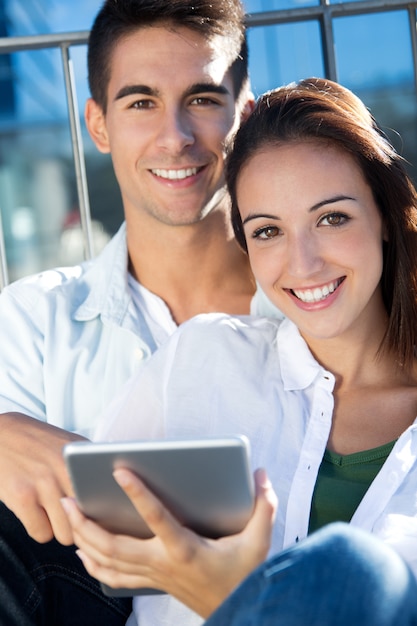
[0, 47, 77, 280]
[334, 11, 417, 174]
[2, 0, 417, 281]
[334, 11, 413, 90]
[330, 0, 367, 3]
[244, 0, 318, 11]
[6, 0, 98, 36]
[248, 20, 324, 96]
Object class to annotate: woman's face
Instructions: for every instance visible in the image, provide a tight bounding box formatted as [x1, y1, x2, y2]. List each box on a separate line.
[237, 141, 387, 344]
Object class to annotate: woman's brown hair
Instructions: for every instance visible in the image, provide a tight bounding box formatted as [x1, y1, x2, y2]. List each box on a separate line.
[227, 77, 417, 369]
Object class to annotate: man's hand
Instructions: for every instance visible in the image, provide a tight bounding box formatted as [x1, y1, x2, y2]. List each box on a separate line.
[0, 412, 86, 545]
[63, 467, 277, 618]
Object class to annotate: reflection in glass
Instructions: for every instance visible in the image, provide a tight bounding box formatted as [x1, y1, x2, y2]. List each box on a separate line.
[244, 0, 318, 12]
[248, 21, 324, 96]
[1, 0, 417, 282]
[334, 11, 417, 179]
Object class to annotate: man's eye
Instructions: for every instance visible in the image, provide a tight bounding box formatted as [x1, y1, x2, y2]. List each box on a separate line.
[130, 99, 154, 109]
[190, 97, 219, 106]
[252, 226, 280, 240]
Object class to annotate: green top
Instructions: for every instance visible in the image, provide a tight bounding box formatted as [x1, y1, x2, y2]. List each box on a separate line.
[308, 440, 396, 534]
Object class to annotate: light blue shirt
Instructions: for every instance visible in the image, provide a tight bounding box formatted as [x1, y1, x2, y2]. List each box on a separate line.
[0, 223, 278, 438]
[99, 313, 417, 626]
[0, 224, 163, 436]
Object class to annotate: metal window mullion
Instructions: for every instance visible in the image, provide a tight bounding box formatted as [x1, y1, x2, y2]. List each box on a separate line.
[0, 31, 89, 53]
[408, 7, 417, 92]
[60, 43, 94, 260]
[0, 208, 9, 290]
[320, 0, 338, 82]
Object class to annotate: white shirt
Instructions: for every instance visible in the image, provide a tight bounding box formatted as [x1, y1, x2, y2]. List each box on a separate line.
[0, 223, 278, 438]
[99, 313, 417, 626]
[0, 224, 164, 436]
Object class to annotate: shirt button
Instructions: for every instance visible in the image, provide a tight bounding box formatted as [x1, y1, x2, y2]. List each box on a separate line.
[135, 348, 145, 360]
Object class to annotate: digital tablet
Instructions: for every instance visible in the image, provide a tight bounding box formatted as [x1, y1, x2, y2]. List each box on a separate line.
[63, 435, 254, 596]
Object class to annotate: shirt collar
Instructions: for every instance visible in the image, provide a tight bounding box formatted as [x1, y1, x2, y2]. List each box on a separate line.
[277, 317, 332, 391]
[73, 222, 131, 323]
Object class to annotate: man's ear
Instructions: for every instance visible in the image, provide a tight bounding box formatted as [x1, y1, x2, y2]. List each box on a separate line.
[240, 91, 256, 123]
[85, 98, 111, 154]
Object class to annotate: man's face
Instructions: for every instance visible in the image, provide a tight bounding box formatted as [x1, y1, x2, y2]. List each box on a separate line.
[86, 25, 250, 227]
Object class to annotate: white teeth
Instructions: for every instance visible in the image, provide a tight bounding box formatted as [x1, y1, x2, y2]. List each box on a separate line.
[292, 279, 341, 303]
[152, 167, 198, 180]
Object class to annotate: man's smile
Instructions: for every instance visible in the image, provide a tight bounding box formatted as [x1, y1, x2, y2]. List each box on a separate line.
[151, 167, 202, 180]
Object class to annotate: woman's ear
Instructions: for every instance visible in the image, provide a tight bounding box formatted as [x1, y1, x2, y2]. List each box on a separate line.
[84, 98, 111, 154]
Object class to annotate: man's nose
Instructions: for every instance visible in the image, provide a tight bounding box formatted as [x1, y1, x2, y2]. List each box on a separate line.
[155, 109, 195, 153]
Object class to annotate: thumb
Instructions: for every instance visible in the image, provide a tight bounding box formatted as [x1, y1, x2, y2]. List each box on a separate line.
[243, 468, 277, 560]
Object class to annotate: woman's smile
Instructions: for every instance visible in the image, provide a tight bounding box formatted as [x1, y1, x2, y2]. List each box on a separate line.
[237, 141, 386, 343]
[289, 277, 345, 304]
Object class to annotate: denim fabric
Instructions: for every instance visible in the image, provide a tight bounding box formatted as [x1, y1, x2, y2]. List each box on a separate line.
[205, 523, 417, 626]
[0, 503, 132, 626]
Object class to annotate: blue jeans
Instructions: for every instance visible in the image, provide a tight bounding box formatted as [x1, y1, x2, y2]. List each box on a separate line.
[0, 502, 132, 626]
[205, 523, 417, 626]
[2, 503, 417, 626]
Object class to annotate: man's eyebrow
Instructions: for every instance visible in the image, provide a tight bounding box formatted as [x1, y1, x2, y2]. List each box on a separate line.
[114, 85, 157, 102]
[185, 83, 231, 97]
[242, 196, 356, 225]
[113, 82, 230, 103]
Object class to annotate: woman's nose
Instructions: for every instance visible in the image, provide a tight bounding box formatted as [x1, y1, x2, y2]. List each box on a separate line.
[286, 234, 324, 277]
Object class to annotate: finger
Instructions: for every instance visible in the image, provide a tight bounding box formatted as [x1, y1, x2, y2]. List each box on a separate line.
[61, 497, 115, 556]
[35, 472, 75, 544]
[76, 549, 160, 592]
[43, 495, 75, 545]
[113, 468, 202, 562]
[254, 467, 278, 512]
[33, 466, 75, 545]
[242, 468, 277, 559]
[113, 469, 187, 540]
[64, 499, 171, 594]
[12, 499, 55, 544]
[8, 476, 67, 544]
[62, 497, 152, 572]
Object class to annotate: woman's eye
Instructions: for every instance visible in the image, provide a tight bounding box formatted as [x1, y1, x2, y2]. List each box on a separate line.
[252, 225, 280, 240]
[319, 212, 349, 226]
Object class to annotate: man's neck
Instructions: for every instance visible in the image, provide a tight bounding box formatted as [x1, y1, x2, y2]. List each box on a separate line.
[126, 209, 255, 324]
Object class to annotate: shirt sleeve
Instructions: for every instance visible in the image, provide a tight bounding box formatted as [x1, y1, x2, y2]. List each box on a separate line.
[0, 281, 46, 420]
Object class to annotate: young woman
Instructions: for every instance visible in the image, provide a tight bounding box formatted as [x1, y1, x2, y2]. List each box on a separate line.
[62, 78, 417, 626]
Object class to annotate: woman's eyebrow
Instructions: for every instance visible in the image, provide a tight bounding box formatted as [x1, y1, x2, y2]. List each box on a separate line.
[242, 213, 278, 225]
[241, 195, 357, 225]
[309, 195, 356, 212]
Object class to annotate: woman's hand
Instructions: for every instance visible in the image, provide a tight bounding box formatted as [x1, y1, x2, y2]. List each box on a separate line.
[62, 467, 277, 618]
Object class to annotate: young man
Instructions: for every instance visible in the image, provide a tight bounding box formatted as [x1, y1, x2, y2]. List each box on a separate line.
[0, 1, 278, 624]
